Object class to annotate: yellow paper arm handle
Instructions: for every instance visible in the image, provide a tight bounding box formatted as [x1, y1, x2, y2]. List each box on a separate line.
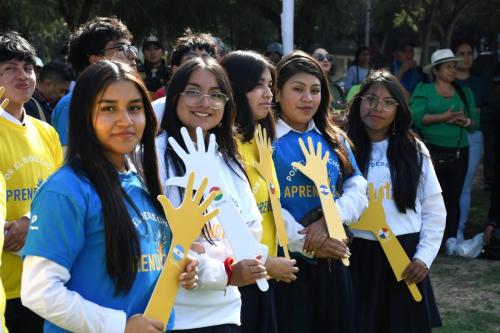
[144, 172, 219, 325]
[291, 136, 349, 266]
[254, 125, 290, 259]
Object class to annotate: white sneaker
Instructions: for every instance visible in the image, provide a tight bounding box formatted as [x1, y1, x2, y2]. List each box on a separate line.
[446, 237, 457, 256]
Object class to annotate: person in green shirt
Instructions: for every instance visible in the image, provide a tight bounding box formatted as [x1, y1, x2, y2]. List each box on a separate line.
[410, 48, 479, 247]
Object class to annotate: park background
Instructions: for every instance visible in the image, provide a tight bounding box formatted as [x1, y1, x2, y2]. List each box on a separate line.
[1, 0, 499, 331]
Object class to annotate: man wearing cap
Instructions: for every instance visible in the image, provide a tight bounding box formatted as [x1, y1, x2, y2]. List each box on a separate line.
[139, 36, 168, 93]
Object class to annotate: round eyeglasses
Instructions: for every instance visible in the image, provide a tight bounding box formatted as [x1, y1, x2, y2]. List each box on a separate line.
[180, 89, 228, 109]
[361, 95, 399, 112]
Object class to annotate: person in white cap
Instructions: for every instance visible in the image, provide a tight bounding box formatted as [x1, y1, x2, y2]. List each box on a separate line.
[410, 48, 480, 250]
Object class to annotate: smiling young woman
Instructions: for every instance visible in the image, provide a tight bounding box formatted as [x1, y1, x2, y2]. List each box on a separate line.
[21, 61, 198, 333]
[157, 56, 267, 333]
[271, 51, 367, 333]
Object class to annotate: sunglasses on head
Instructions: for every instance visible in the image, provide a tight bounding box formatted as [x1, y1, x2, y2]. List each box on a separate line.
[313, 53, 334, 62]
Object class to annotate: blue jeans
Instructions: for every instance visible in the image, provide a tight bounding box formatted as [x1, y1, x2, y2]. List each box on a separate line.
[458, 131, 483, 240]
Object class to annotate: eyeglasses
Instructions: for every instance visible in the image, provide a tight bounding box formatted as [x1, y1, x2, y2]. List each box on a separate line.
[313, 53, 334, 62]
[103, 44, 138, 58]
[180, 89, 228, 109]
[360, 95, 399, 111]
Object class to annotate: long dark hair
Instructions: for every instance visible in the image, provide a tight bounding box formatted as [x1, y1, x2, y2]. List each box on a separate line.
[160, 57, 244, 241]
[220, 50, 277, 143]
[275, 51, 354, 176]
[346, 70, 422, 212]
[67, 60, 163, 294]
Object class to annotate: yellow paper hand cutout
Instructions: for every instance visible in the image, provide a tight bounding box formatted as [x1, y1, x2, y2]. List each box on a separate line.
[0, 86, 10, 109]
[351, 182, 422, 302]
[254, 125, 290, 259]
[291, 136, 349, 266]
[144, 172, 219, 326]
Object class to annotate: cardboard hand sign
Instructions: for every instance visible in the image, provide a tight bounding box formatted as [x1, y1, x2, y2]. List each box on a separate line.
[292, 137, 349, 266]
[350, 183, 422, 302]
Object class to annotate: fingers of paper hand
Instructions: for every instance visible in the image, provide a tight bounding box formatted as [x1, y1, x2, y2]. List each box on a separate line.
[0, 86, 8, 109]
[307, 136, 315, 155]
[180, 256, 199, 289]
[180, 127, 197, 154]
[125, 314, 164, 333]
[168, 136, 188, 160]
[402, 259, 428, 284]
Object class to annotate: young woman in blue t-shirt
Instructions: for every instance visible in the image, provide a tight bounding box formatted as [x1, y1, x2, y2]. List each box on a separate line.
[21, 61, 198, 333]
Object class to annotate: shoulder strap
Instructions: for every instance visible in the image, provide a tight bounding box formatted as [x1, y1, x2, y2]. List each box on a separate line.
[29, 97, 47, 122]
[454, 83, 470, 117]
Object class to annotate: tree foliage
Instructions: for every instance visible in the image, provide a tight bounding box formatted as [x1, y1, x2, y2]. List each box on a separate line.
[1, 0, 499, 64]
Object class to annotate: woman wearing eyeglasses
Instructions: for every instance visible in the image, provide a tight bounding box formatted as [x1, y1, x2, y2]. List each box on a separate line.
[272, 51, 367, 333]
[156, 57, 267, 332]
[410, 49, 479, 249]
[346, 70, 445, 333]
[310, 45, 347, 127]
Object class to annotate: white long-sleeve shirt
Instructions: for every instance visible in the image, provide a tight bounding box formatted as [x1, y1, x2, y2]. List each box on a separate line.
[22, 256, 126, 333]
[156, 132, 263, 330]
[351, 139, 446, 268]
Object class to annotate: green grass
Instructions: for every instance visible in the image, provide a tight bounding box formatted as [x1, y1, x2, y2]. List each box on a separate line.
[431, 182, 500, 333]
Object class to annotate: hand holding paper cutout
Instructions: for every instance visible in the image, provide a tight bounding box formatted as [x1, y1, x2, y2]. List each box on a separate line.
[144, 172, 219, 326]
[165, 127, 269, 292]
[351, 183, 422, 302]
[292, 137, 349, 266]
[254, 125, 290, 259]
[0, 86, 10, 109]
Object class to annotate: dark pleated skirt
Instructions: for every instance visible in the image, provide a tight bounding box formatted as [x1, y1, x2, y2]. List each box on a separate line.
[350, 233, 442, 333]
[240, 280, 278, 333]
[274, 255, 356, 333]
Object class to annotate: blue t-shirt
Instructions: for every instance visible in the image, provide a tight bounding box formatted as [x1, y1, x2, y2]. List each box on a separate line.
[23, 164, 173, 332]
[391, 61, 422, 94]
[273, 129, 361, 223]
[51, 91, 72, 145]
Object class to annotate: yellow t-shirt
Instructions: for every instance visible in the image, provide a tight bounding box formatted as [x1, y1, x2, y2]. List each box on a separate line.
[238, 138, 279, 257]
[0, 172, 8, 332]
[0, 115, 63, 299]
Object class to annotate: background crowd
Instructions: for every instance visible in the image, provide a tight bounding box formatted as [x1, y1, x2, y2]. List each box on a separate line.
[0, 4, 499, 333]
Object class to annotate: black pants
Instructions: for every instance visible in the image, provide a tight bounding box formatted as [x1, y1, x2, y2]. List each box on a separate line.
[5, 298, 44, 333]
[240, 280, 277, 333]
[428, 144, 469, 241]
[482, 122, 495, 188]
